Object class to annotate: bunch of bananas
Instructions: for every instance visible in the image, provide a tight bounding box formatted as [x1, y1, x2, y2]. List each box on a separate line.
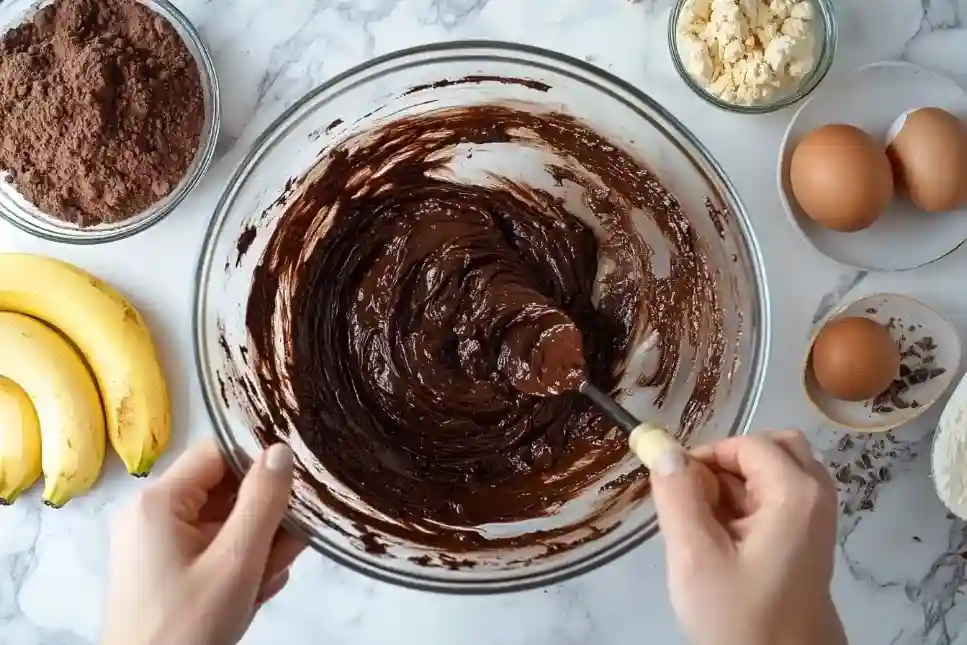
[0, 254, 171, 507]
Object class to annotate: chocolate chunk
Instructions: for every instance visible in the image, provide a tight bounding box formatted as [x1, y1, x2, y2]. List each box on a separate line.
[890, 390, 909, 409]
[908, 368, 930, 385]
[916, 336, 937, 351]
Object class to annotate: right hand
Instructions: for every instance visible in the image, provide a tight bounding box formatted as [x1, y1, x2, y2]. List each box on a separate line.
[650, 430, 846, 645]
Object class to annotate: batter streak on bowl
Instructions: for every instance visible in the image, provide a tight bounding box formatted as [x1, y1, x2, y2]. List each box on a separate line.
[244, 102, 725, 558]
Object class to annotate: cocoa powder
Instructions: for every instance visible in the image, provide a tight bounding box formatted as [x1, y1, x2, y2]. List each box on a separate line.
[0, 0, 204, 226]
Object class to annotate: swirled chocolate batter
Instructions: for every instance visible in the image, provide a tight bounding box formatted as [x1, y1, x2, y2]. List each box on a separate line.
[245, 102, 725, 555]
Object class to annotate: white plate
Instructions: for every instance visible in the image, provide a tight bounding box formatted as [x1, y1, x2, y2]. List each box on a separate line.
[803, 293, 960, 432]
[779, 61, 967, 271]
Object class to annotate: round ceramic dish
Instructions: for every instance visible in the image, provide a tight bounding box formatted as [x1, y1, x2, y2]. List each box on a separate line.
[194, 41, 771, 593]
[803, 293, 960, 432]
[0, 0, 220, 244]
[779, 61, 967, 271]
[668, 0, 837, 114]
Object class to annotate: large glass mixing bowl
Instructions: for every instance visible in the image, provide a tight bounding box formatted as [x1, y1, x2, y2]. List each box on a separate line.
[195, 42, 771, 593]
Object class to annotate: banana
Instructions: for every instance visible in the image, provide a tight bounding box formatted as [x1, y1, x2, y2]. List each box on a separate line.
[0, 376, 42, 504]
[0, 313, 105, 507]
[0, 254, 170, 476]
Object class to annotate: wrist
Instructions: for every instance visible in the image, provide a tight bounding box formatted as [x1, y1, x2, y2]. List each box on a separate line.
[780, 597, 847, 645]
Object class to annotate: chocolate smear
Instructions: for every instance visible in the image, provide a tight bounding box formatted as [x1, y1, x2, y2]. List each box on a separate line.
[243, 103, 726, 558]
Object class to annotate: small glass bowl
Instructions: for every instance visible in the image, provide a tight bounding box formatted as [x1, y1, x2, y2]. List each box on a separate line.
[668, 0, 837, 114]
[0, 0, 220, 244]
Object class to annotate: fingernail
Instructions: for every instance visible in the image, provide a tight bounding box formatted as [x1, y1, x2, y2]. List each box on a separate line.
[264, 444, 293, 472]
[652, 446, 687, 477]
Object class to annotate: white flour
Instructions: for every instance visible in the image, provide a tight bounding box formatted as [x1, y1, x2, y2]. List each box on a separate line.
[932, 403, 967, 518]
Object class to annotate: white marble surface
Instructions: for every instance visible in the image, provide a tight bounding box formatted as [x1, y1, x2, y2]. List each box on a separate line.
[1, 0, 967, 643]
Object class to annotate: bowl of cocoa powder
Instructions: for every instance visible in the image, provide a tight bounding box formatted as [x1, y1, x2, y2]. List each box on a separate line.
[0, 0, 219, 243]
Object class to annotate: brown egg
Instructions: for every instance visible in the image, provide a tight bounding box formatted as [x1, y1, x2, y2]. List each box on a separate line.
[811, 316, 900, 402]
[887, 107, 967, 213]
[790, 124, 895, 232]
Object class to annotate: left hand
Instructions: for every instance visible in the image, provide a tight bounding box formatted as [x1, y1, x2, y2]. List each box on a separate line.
[101, 439, 305, 645]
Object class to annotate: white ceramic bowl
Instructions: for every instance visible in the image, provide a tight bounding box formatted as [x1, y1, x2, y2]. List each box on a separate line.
[804, 293, 960, 432]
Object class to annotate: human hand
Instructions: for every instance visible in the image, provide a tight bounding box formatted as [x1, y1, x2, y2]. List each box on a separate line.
[102, 440, 305, 645]
[651, 430, 846, 645]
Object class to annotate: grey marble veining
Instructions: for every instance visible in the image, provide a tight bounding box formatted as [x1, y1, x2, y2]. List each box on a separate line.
[1, 1, 967, 644]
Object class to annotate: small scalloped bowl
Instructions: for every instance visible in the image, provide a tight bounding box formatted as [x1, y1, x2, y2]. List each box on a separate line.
[803, 293, 960, 432]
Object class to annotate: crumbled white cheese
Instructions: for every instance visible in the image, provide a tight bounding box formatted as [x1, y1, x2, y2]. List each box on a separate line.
[781, 16, 811, 39]
[789, 1, 815, 20]
[676, 0, 818, 106]
[683, 0, 713, 20]
[679, 34, 715, 84]
[756, 20, 779, 48]
[710, 0, 747, 50]
[769, 0, 798, 19]
[767, 31, 816, 77]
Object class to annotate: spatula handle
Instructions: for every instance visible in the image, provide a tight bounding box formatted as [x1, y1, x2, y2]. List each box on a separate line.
[628, 423, 721, 505]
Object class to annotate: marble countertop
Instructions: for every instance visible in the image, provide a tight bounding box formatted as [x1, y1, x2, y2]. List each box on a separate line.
[2, 0, 967, 644]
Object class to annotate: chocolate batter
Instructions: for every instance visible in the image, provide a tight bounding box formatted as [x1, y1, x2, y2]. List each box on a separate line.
[244, 100, 725, 556]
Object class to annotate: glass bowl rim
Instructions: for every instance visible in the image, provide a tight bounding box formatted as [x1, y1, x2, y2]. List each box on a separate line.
[667, 0, 839, 115]
[193, 39, 773, 594]
[0, 0, 221, 245]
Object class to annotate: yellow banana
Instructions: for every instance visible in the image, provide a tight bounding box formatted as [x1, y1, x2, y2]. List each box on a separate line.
[0, 313, 105, 507]
[0, 376, 42, 504]
[0, 254, 170, 476]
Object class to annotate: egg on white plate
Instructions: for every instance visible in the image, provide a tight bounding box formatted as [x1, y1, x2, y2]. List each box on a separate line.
[887, 107, 967, 213]
[789, 124, 894, 233]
